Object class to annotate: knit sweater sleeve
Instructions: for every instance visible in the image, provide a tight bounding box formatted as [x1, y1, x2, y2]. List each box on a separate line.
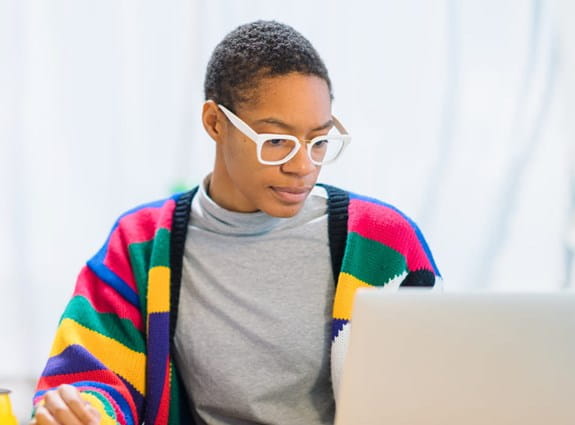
[333, 193, 440, 320]
[33, 197, 177, 425]
[330, 193, 441, 398]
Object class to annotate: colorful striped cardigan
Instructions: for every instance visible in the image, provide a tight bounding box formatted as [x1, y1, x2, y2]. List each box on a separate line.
[34, 185, 440, 425]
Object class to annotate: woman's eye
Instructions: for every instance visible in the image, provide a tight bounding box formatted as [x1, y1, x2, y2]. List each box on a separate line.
[267, 138, 288, 146]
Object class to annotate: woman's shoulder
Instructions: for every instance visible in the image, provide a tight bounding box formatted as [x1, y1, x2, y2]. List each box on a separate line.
[342, 190, 440, 276]
[112, 189, 196, 236]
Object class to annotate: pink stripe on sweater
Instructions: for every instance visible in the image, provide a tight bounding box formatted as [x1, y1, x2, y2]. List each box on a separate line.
[103, 200, 175, 292]
[348, 198, 433, 272]
[73, 267, 144, 331]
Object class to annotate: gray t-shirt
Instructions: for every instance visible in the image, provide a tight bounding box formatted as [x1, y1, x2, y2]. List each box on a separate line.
[174, 182, 336, 425]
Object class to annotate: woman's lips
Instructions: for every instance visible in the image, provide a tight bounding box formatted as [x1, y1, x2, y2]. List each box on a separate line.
[271, 186, 311, 203]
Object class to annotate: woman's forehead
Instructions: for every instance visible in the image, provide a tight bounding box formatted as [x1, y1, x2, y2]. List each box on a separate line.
[236, 73, 332, 126]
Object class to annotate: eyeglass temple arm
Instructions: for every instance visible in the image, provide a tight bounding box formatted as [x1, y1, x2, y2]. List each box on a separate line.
[217, 104, 259, 140]
[332, 116, 349, 136]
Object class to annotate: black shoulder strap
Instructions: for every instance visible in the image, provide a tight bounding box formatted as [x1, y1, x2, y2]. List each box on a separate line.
[169, 187, 197, 344]
[318, 184, 350, 285]
[168, 188, 198, 423]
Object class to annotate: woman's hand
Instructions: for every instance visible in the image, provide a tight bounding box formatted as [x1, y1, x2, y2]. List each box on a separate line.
[30, 385, 100, 425]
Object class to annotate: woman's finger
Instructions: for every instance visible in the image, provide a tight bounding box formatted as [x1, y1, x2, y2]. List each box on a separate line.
[43, 389, 83, 425]
[33, 404, 58, 425]
[57, 385, 99, 425]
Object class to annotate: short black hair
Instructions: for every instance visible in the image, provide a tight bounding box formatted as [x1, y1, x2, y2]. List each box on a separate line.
[204, 20, 332, 110]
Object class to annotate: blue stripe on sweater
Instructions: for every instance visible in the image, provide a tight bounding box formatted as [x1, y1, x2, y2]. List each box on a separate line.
[87, 250, 140, 308]
[332, 318, 348, 341]
[85, 194, 184, 309]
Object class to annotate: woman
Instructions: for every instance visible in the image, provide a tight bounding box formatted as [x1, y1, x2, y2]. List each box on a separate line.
[31, 20, 440, 425]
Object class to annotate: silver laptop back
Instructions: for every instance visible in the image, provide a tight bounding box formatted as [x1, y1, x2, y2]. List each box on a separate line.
[335, 290, 575, 425]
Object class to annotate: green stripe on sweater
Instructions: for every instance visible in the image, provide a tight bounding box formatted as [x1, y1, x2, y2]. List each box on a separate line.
[64, 296, 145, 354]
[341, 232, 407, 286]
[149, 227, 171, 268]
[127, 228, 171, 272]
[129, 239, 152, 312]
[169, 363, 186, 425]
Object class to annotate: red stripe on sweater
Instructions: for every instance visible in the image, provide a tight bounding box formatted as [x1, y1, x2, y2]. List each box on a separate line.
[348, 198, 433, 272]
[73, 267, 144, 331]
[103, 200, 176, 293]
[158, 359, 171, 425]
[154, 360, 172, 425]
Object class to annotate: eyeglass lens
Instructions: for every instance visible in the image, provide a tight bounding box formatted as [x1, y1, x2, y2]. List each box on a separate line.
[261, 137, 344, 164]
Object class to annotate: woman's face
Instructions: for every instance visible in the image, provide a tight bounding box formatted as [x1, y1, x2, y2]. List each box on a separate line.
[206, 73, 333, 218]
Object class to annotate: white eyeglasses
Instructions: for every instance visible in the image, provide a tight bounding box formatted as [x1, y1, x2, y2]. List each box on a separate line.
[217, 104, 351, 166]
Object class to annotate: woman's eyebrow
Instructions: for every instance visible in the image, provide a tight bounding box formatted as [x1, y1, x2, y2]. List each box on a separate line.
[252, 117, 334, 132]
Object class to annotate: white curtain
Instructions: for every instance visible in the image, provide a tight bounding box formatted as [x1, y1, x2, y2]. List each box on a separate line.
[1, 0, 573, 420]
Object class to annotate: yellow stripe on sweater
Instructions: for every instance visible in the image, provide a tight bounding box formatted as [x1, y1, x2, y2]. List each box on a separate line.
[81, 393, 118, 425]
[50, 318, 146, 393]
[148, 266, 170, 313]
[333, 272, 374, 320]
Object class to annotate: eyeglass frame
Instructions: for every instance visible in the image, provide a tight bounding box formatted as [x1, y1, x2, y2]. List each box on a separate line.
[217, 103, 351, 166]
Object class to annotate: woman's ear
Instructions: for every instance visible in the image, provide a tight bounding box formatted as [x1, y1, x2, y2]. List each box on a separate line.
[202, 100, 225, 143]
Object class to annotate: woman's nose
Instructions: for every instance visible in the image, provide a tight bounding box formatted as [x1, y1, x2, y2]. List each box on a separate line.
[280, 143, 317, 175]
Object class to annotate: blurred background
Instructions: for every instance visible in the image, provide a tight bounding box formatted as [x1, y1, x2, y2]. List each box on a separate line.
[1, 0, 575, 422]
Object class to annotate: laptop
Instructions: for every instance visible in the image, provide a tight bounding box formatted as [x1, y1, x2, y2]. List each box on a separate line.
[335, 290, 575, 425]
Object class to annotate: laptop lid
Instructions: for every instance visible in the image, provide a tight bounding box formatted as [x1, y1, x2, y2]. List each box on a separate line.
[335, 290, 575, 425]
